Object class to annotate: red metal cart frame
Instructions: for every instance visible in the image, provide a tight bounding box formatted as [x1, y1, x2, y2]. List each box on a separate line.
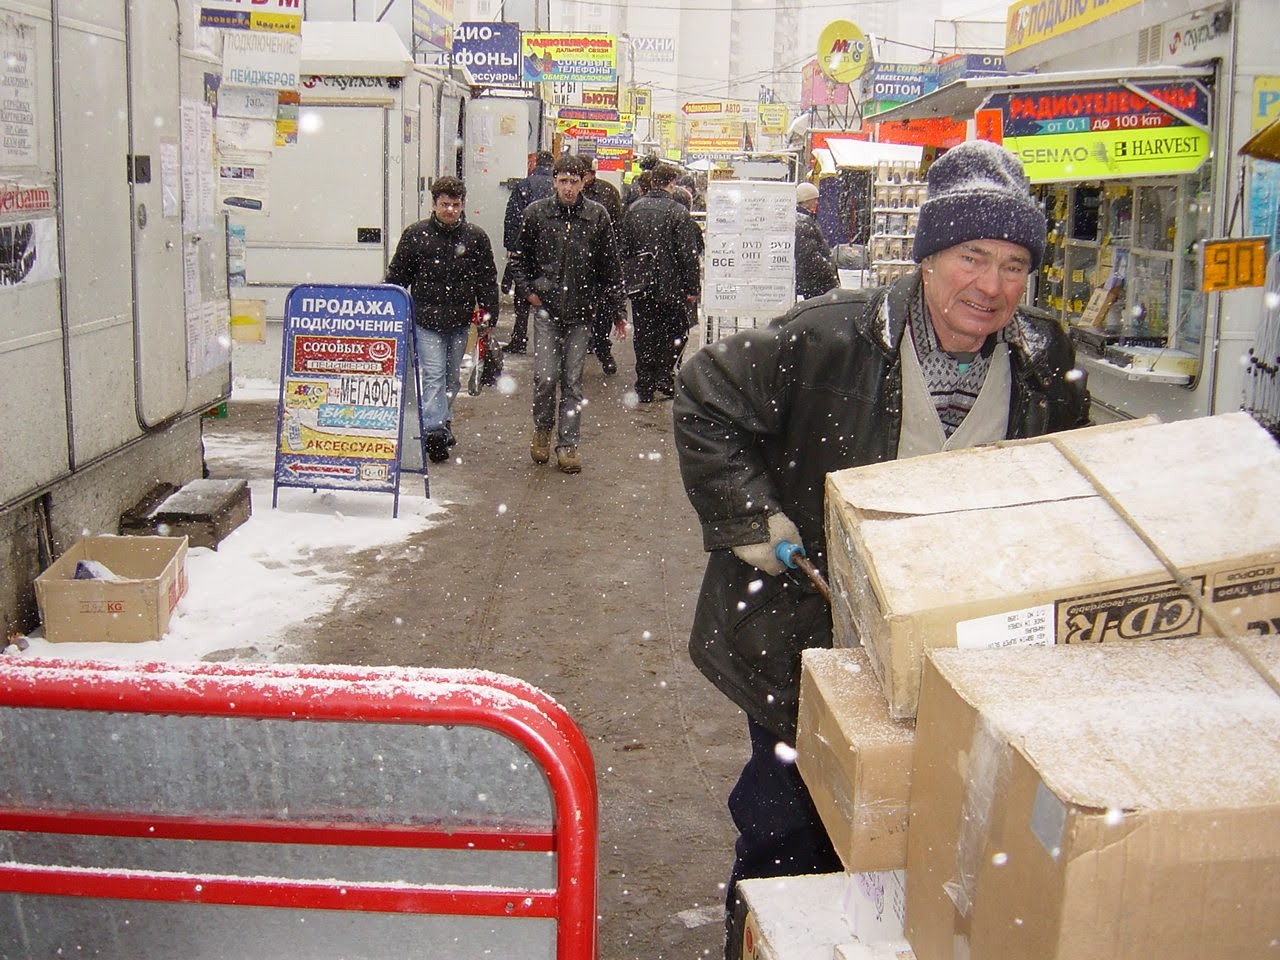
[0, 659, 598, 960]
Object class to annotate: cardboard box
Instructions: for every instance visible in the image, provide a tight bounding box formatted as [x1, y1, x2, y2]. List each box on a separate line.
[796, 648, 915, 872]
[35, 536, 189, 643]
[905, 638, 1280, 960]
[740, 871, 908, 960]
[824, 413, 1280, 717]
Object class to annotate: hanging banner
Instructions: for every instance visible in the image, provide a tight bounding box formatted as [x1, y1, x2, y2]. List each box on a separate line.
[199, 0, 302, 34]
[451, 21, 520, 85]
[522, 34, 617, 85]
[1006, 0, 1142, 55]
[985, 80, 1212, 182]
[274, 284, 414, 506]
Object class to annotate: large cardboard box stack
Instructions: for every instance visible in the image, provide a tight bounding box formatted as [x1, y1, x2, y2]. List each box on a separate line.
[824, 412, 1280, 718]
[34, 535, 188, 643]
[796, 648, 915, 872]
[739, 871, 912, 960]
[906, 638, 1280, 960]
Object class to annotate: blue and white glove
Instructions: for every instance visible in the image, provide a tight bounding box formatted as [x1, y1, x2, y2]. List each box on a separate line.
[731, 512, 802, 578]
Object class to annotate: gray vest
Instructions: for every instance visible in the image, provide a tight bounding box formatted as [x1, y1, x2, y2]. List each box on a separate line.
[896, 333, 1011, 459]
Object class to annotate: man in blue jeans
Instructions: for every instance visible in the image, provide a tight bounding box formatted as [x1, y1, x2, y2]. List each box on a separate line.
[386, 176, 499, 463]
[510, 155, 624, 474]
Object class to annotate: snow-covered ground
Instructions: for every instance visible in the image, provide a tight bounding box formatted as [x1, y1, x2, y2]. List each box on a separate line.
[12, 379, 446, 664]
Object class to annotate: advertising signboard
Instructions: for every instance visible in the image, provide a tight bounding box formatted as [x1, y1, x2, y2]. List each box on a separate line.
[200, 0, 302, 33]
[273, 284, 414, 514]
[984, 80, 1212, 182]
[817, 21, 869, 85]
[451, 22, 520, 85]
[702, 180, 795, 319]
[522, 34, 617, 84]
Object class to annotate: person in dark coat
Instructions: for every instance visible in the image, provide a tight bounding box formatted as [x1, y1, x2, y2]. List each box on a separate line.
[619, 163, 702, 403]
[500, 150, 555, 354]
[581, 157, 624, 375]
[794, 180, 838, 300]
[622, 153, 660, 208]
[673, 141, 1091, 960]
[386, 176, 499, 463]
[510, 154, 624, 474]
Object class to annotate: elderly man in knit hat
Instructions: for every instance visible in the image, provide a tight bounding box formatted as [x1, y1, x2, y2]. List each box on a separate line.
[673, 140, 1090, 960]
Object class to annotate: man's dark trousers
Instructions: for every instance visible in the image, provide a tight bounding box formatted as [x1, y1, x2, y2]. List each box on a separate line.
[632, 296, 690, 397]
[723, 717, 842, 960]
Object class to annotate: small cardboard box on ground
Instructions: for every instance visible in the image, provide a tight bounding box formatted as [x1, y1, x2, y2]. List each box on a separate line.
[905, 638, 1280, 960]
[35, 536, 189, 643]
[796, 648, 915, 872]
[740, 871, 909, 960]
[824, 412, 1280, 718]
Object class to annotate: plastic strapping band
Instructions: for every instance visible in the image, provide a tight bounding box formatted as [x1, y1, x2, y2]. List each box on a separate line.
[1047, 434, 1280, 699]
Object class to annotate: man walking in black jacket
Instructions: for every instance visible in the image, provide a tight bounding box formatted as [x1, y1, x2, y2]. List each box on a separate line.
[387, 176, 499, 463]
[510, 154, 624, 474]
[501, 151, 554, 354]
[619, 163, 702, 402]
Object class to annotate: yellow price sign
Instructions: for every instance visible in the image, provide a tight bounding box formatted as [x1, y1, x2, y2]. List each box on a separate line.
[1201, 237, 1269, 292]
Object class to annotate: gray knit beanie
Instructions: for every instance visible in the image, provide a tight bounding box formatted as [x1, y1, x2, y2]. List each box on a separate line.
[912, 141, 1046, 268]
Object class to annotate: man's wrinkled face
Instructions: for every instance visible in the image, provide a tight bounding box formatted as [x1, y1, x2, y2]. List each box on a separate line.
[433, 193, 464, 225]
[554, 173, 584, 205]
[921, 239, 1031, 352]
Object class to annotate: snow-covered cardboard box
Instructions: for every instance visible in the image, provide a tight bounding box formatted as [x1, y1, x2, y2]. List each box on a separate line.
[740, 870, 907, 960]
[796, 648, 915, 872]
[905, 638, 1280, 960]
[824, 412, 1280, 718]
[35, 536, 188, 643]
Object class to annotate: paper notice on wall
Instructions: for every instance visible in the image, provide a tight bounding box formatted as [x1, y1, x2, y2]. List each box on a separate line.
[160, 139, 180, 219]
[216, 116, 276, 156]
[217, 156, 270, 215]
[218, 85, 279, 121]
[0, 18, 37, 164]
[181, 100, 217, 231]
[0, 217, 58, 286]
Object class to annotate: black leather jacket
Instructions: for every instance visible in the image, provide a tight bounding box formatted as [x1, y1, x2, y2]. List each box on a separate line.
[618, 189, 702, 305]
[386, 217, 499, 332]
[673, 273, 1090, 739]
[511, 195, 623, 326]
[795, 206, 838, 300]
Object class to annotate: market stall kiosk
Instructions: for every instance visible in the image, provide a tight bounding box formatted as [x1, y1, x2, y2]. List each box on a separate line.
[871, 0, 1275, 427]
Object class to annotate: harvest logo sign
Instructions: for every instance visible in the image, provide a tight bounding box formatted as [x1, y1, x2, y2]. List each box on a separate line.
[984, 81, 1211, 181]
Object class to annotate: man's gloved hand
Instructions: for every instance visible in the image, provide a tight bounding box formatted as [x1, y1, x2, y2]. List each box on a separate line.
[730, 512, 802, 577]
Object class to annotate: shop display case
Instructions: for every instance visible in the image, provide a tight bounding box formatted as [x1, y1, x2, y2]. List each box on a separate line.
[868, 159, 925, 286]
[1034, 173, 1209, 384]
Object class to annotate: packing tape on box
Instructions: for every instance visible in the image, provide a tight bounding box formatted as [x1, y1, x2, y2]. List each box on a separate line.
[942, 715, 1009, 920]
[1045, 435, 1280, 699]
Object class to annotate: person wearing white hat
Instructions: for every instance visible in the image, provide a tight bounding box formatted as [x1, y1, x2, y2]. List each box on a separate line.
[794, 181, 838, 300]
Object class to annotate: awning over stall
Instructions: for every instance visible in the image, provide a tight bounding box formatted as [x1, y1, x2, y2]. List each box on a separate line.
[1240, 116, 1280, 163]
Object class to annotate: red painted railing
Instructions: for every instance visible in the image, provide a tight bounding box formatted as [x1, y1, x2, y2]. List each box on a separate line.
[0, 659, 598, 960]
